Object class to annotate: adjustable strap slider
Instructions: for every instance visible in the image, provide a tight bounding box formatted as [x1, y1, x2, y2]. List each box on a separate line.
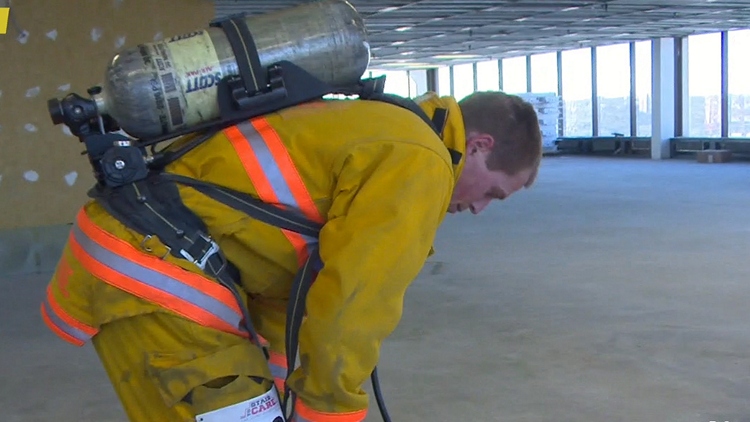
[180, 233, 220, 271]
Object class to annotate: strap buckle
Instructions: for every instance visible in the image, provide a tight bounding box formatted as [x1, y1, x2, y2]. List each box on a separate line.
[180, 233, 220, 271]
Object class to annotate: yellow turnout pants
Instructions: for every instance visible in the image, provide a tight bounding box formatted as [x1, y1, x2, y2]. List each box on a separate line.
[92, 312, 274, 422]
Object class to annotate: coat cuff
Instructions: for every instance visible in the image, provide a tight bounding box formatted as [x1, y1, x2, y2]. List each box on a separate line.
[293, 398, 367, 422]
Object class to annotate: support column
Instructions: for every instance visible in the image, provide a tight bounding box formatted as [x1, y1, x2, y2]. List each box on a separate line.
[651, 37, 676, 159]
[425, 68, 438, 93]
[676, 37, 689, 136]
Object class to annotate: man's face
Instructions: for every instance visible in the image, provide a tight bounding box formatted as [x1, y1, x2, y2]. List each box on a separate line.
[448, 133, 536, 215]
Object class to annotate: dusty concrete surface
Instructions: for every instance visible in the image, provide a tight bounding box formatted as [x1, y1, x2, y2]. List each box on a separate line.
[3, 156, 750, 422]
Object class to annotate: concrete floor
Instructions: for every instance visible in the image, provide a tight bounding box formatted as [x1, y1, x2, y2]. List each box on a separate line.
[3, 155, 750, 422]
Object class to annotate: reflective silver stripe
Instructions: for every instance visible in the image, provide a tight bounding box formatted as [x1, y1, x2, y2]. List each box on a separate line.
[42, 299, 93, 343]
[72, 223, 246, 334]
[236, 120, 318, 256]
[269, 362, 286, 380]
[237, 120, 299, 209]
[302, 234, 319, 247]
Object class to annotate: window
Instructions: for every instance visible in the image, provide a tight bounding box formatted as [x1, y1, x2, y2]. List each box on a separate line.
[686, 32, 722, 137]
[476, 60, 500, 91]
[502, 56, 528, 94]
[369, 70, 412, 97]
[408, 69, 428, 97]
[728, 29, 750, 137]
[595, 43, 631, 136]
[634, 40, 652, 137]
[452, 63, 475, 100]
[530, 52, 558, 94]
[561, 48, 593, 136]
[437, 66, 451, 96]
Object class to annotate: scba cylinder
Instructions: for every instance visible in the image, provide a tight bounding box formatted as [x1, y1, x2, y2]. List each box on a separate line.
[94, 0, 370, 139]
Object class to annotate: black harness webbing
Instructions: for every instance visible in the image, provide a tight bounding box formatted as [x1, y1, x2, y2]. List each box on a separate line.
[157, 174, 339, 419]
[209, 14, 267, 96]
[161, 174, 322, 238]
[158, 173, 326, 416]
[88, 176, 266, 352]
[118, 172, 325, 418]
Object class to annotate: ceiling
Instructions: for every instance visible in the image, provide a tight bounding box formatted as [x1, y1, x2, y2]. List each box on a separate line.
[215, 0, 750, 69]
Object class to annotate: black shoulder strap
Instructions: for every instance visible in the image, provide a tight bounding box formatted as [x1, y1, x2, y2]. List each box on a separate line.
[209, 14, 267, 95]
[358, 88, 462, 166]
[161, 173, 322, 238]
[431, 107, 448, 138]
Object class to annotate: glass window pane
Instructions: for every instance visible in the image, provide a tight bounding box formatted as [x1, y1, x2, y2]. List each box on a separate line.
[530, 52, 558, 94]
[635, 40, 652, 137]
[452, 63, 475, 101]
[561, 48, 593, 136]
[687, 32, 722, 137]
[369, 70, 410, 97]
[408, 69, 428, 97]
[476, 60, 500, 91]
[437, 66, 451, 96]
[596, 43, 631, 136]
[502, 56, 527, 94]
[728, 29, 750, 137]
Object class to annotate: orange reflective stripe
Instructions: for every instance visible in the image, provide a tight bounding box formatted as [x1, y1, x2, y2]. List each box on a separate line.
[41, 303, 83, 346]
[268, 350, 288, 393]
[294, 399, 367, 422]
[286, 232, 311, 267]
[40, 287, 97, 346]
[224, 118, 322, 267]
[268, 351, 287, 378]
[71, 209, 248, 338]
[250, 118, 323, 224]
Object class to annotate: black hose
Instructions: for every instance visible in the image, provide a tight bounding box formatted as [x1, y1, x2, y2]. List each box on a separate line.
[371, 367, 392, 422]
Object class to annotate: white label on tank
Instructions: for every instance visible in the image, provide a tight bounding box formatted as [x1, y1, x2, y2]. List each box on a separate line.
[164, 30, 223, 128]
[147, 41, 184, 131]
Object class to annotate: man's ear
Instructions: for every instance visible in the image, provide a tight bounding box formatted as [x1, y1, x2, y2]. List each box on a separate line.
[466, 132, 495, 153]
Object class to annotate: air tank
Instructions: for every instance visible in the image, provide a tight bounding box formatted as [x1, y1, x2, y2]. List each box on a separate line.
[92, 0, 371, 139]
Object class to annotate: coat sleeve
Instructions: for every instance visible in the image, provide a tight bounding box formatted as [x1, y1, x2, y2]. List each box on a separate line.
[287, 139, 454, 421]
[41, 233, 99, 346]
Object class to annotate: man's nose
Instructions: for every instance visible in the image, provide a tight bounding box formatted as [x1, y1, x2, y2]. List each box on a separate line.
[470, 198, 492, 214]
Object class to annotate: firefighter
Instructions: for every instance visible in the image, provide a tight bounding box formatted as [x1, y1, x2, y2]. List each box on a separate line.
[41, 90, 542, 422]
